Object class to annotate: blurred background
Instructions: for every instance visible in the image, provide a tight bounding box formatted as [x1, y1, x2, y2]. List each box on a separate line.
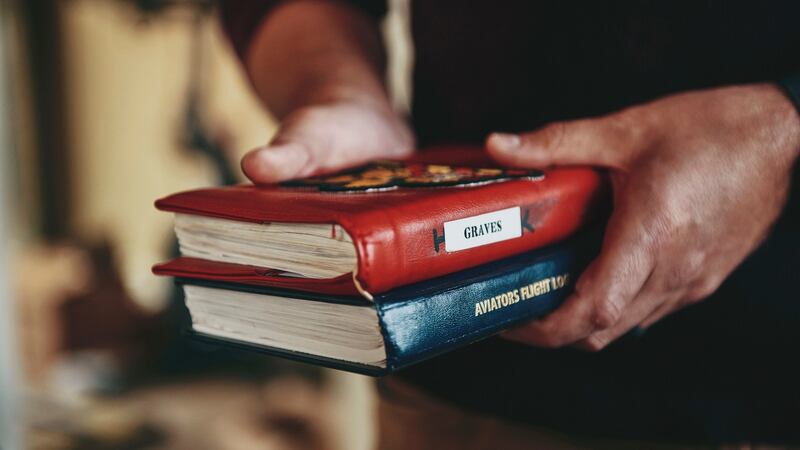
[0, 1, 412, 449]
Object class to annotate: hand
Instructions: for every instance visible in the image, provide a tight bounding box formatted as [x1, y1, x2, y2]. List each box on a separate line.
[241, 99, 414, 183]
[487, 84, 800, 351]
[239, 0, 415, 184]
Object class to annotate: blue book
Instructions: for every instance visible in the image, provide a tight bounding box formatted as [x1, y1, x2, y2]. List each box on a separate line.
[179, 233, 598, 376]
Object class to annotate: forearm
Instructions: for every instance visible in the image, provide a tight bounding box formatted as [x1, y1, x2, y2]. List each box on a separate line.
[245, 0, 390, 118]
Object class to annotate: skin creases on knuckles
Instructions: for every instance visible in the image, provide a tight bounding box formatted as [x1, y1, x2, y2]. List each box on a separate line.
[494, 85, 800, 350]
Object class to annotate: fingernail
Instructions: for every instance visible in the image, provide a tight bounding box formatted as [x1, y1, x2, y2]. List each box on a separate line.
[489, 133, 521, 151]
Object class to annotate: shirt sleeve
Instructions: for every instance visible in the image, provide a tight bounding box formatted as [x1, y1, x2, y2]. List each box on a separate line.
[780, 73, 800, 114]
[778, 73, 800, 229]
[219, 0, 388, 61]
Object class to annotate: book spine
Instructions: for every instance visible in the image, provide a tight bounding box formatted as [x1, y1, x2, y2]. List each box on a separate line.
[343, 169, 607, 294]
[375, 242, 593, 371]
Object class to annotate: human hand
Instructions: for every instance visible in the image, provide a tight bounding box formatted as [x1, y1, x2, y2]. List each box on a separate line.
[239, 0, 414, 184]
[487, 84, 800, 351]
[241, 99, 414, 183]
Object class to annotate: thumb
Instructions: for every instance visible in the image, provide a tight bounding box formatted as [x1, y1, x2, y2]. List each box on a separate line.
[486, 115, 640, 169]
[241, 141, 316, 184]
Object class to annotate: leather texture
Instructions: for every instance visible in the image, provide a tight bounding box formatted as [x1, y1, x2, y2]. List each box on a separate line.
[375, 235, 597, 371]
[155, 146, 607, 294]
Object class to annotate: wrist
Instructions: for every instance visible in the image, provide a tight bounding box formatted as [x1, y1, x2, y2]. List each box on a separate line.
[246, 0, 389, 119]
[293, 78, 393, 113]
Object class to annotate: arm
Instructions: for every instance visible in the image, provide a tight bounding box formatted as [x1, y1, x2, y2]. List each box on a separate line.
[245, 0, 386, 118]
[234, 0, 414, 182]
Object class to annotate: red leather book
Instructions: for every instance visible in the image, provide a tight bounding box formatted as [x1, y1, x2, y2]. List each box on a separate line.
[153, 146, 607, 297]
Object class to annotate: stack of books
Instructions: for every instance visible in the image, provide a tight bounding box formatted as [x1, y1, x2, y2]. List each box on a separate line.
[153, 146, 607, 375]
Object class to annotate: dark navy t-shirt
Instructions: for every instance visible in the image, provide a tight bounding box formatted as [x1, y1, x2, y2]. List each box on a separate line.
[221, 0, 800, 443]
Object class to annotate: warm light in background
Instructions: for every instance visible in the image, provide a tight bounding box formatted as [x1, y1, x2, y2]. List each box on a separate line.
[3, 1, 412, 448]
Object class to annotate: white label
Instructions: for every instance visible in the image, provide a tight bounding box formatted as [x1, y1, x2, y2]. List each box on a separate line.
[443, 206, 522, 252]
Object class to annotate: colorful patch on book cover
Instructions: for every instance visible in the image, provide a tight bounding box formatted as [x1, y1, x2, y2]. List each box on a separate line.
[282, 161, 545, 192]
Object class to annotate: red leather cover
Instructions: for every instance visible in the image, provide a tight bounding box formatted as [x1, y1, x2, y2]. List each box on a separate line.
[152, 258, 361, 296]
[154, 146, 607, 295]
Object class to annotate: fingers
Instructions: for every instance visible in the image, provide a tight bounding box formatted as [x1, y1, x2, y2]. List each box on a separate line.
[637, 275, 722, 329]
[503, 210, 656, 348]
[638, 298, 680, 330]
[486, 112, 650, 170]
[575, 258, 721, 349]
[490, 110, 674, 350]
[242, 142, 315, 184]
[546, 241, 721, 350]
[573, 283, 681, 352]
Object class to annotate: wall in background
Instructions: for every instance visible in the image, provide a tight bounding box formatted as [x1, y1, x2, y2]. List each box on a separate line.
[1, 2, 22, 447]
[60, 0, 274, 310]
[7, 2, 415, 447]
